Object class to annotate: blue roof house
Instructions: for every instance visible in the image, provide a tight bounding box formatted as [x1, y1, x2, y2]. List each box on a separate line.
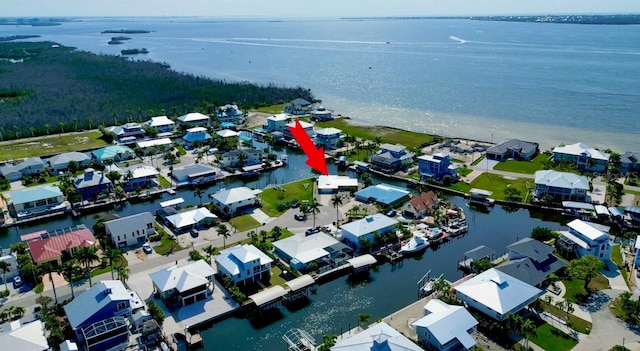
[417, 153, 459, 181]
[182, 127, 211, 145]
[340, 214, 398, 249]
[74, 169, 113, 201]
[92, 145, 135, 163]
[9, 185, 64, 215]
[354, 183, 410, 208]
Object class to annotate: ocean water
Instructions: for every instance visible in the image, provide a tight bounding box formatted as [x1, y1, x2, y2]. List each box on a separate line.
[3, 17, 639, 151]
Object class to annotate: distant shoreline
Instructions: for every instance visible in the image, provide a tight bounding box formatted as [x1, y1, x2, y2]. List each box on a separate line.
[341, 14, 640, 25]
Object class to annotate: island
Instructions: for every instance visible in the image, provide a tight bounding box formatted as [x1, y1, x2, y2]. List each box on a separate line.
[121, 48, 149, 55]
[0, 35, 40, 42]
[102, 29, 152, 34]
[108, 36, 131, 45]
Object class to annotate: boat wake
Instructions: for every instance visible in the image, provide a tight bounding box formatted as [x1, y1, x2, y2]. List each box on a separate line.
[449, 35, 466, 44]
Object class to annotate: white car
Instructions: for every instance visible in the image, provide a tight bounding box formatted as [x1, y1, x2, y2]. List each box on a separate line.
[142, 244, 153, 254]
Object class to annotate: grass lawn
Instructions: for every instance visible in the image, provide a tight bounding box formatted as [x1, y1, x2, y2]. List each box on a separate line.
[24, 174, 59, 187]
[493, 154, 549, 174]
[0, 131, 107, 160]
[530, 323, 578, 351]
[157, 175, 171, 188]
[230, 214, 262, 232]
[563, 274, 610, 303]
[611, 246, 630, 289]
[176, 145, 187, 156]
[270, 265, 287, 286]
[154, 233, 184, 255]
[458, 167, 473, 177]
[252, 104, 285, 114]
[447, 181, 472, 193]
[261, 178, 314, 217]
[280, 228, 295, 239]
[315, 119, 436, 149]
[540, 302, 592, 334]
[468, 173, 532, 202]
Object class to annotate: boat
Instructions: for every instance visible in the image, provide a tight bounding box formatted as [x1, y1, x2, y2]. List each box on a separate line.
[427, 227, 444, 240]
[280, 154, 288, 164]
[400, 236, 428, 255]
[444, 219, 469, 237]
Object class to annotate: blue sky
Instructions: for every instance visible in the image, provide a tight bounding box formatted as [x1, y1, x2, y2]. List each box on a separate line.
[3, 0, 639, 17]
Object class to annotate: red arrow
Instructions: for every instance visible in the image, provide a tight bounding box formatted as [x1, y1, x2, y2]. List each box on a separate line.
[287, 120, 328, 175]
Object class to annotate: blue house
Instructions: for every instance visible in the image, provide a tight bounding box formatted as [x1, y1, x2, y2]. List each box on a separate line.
[354, 183, 410, 208]
[74, 169, 113, 201]
[64, 280, 132, 350]
[417, 153, 459, 181]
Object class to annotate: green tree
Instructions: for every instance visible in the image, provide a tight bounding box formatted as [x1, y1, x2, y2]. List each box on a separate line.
[146, 299, 165, 326]
[357, 313, 371, 329]
[116, 265, 130, 283]
[567, 255, 605, 291]
[520, 318, 537, 349]
[331, 194, 343, 227]
[504, 187, 522, 202]
[306, 198, 322, 228]
[217, 223, 231, 248]
[60, 258, 79, 299]
[203, 245, 218, 265]
[40, 262, 58, 304]
[531, 226, 558, 241]
[194, 187, 204, 206]
[271, 226, 283, 241]
[75, 246, 99, 287]
[318, 334, 337, 351]
[103, 248, 122, 280]
[471, 257, 493, 273]
[0, 261, 10, 292]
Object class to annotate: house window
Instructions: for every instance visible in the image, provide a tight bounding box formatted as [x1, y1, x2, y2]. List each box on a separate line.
[117, 302, 127, 310]
[147, 223, 153, 229]
[117, 235, 120, 241]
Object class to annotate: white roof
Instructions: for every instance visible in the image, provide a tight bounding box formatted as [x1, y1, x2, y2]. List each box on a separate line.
[412, 299, 478, 350]
[165, 207, 218, 228]
[559, 231, 590, 249]
[149, 260, 214, 293]
[454, 268, 543, 316]
[129, 165, 159, 179]
[64, 280, 131, 330]
[317, 175, 358, 191]
[212, 186, 261, 205]
[186, 126, 207, 133]
[216, 244, 273, 275]
[216, 129, 239, 138]
[0, 320, 49, 351]
[136, 138, 172, 148]
[341, 214, 399, 237]
[553, 143, 610, 161]
[534, 170, 589, 190]
[285, 274, 316, 291]
[594, 205, 610, 216]
[267, 113, 289, 122]
[178, 112, 210, 123]
[331, 322, 423, 351]
[380, 143, 406, 153]
[145, 115, 175, 127]
[249, 285, 287, 307]
[315, 127, 342, 136]
[160, 198, 184, 208]
[470, 188, 493, 196]
[273, 233, 338, 264]
[567, 219, 609, 241]
[348, 254, 377, 269]
[286, 120, 313, 129]
[105, 212, 154, 236]
[635, 235, 640, 250]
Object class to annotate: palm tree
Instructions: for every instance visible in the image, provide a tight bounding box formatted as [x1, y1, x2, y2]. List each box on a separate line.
[194, 188, 204, 206]
[203, 245, 217, 265]
[217, 224, 230, 248]
[75, 246, 99, 287]
[58, 121, 65, 134]
[40, 262, 58, 304]
[86, 117, 93, 130]
[30, 127, 35, 137]
[116, 266, 130, 283]
[307, 198, 322, 228]
[0, 125, 3, 141]
[12, 125, 19, 139]
[103, 248, 122, 280]
[72, 117, 78, 132]
[60, 259, 78, 299]
[330, 194, 343, 227]
[237, 151, 248, 167]
[519, 319, 537, 349]
[0, 261, 10, 291]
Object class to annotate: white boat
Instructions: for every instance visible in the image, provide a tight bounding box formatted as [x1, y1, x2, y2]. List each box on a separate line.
[427, 227, 443, 240]
[400, 236, 428, 255]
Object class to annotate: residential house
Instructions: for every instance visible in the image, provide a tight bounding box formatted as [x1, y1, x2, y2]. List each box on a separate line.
[25, 225, 97, 265]
[64, 280, 132, 350]
[210, 186, 261, 216]
[105, 122, 145, 144]
[417, 153, 459, 181]
[177, 112, 210, 127]
[121, 166, 159, 191]
[170, 163, 218, 186]
[145, 115, 175, 135]
[534, 170, 589, 202]
[634, 235, 640, 268]
[316, 175, 359, 194]
[454, 268, 544, 321]
[216, 104, 244, 123]
[183, 127, 211, 146]
[340, 214, 399, 249]
[557, 219, 611, 261]
[135, 138, 172, 151]
[0, 320, 49, 351]
[486, 139, 539, 161]
[0, 248, 19, 283]
[402, 191, 439, 219]
[105, 212, 155, 248]
[331, 321, 423, 351]
[0, 157, 45, 181]
[216, 129, 239, 139]
[310, 105, 333, 121]
[285, 98, 312, 115]
[149, 260, 215, 307]
[9, 185, 65, 216]
[620, 151, 640, 175]
[215, 244, 273, 285]
[552, 142, 610, 173]
[283, 120, 314, 140]
[314, 127, 342, 150]
[264, 113, 290, 132]
[47, 152, 91, 173]
[273, 233, 352, 270]
[91, 145, 136, 163]
[219, 149, 262, 169]
[0, 197, 5, 225]
[371, 152, 403, 173]
[74, 169, 113, 200]
[163, 207, 217, 233]
[495, 238, 567, 287]
[354, 183, 410, 208]
[412, 299, 478, 351]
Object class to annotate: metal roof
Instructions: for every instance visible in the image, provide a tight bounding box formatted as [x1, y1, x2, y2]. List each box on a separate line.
[348, 254, 377, 270]
[149, 260, 214, 293]
[412, 299, 478, 349]
[10, 185, 62, 205]
[354, 183, 410, 205]
[463, 245, 495, 261]
[160, 198, 184, 208]
[249, 285, 286, 307]
[64, 280, 130, 330]
[562, 201, 594, 210]
[284, 275, 315, 292]
[341, 214, 398, 237]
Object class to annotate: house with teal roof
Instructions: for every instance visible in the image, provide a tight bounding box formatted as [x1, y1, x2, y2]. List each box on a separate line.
[9, 185, 65, 215]
[91, 145, 135, 163]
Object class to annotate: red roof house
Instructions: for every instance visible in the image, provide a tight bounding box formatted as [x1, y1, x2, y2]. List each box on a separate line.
[26, 228, 97, 265]
[402, 191, 440, 219]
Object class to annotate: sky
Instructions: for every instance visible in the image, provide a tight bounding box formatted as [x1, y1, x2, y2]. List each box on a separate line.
[2, 0, 640, 18]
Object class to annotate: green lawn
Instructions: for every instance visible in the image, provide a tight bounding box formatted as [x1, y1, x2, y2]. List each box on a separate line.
[315, 119, 436, 149]
[458, 167, 473, 177]
[24, 174, 59, 187]
[611, 246, 630, 289]
[467, 173, 532, 202]
[270, 265, 287, 286]
[153, 233, 184, 255]
[493, 154, 550, 174]
[280, 228, 295, 239]
[563, 274, 610, 303]
[540, 302, 592, 334]
[260, 178, 314, 217]
[157, 175, 171, 188]
[447, 181, 472, 193]
[230, 214, 262, 232]
[252, 104, 286, 114]
[176, 145, 187, 156]
[530, 323, 578, 351]
[0, 131, 107, 160]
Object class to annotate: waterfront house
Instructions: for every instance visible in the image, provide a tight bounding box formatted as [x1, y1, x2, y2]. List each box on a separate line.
[0, 197, 6, 225]
[620, 151, 640, 175]
[402, 191, 439, 219]
[354, 183, 410, 208]
[316, 175, 359, 194]
[105, 212, 155, 248]
[9, 185, 65, 216]
[219, 149, 262, 169]
[314, 127, 342, 150]
[330, 321, 423, 351]
[0, 320, 49, 351]
[163, 207, 217, 233]
[273, 233, 352, 271]
[47, 152, 91, 173]
[634, 235, 640, 268]
[135, 138, 173, 152]
[74, 169, 113, 201]
[210, 186, 262, 216]
[371, 143, 413, 173]
[64, 280, 131, 350]
[285, 98, 312, 115]
[26, 225, 97, 265]
[552, 142, 610, 173]
[91, 145, 135, 163]
[216, 104, 244, 123]
[0, 248, 19, 283]
[310, 105, 333, 121]
[121, 165, 159, 191]
[534, 170, 589, 202]
[215, 244, 273, 285]
[177, 112, 210, 127]
[557, 219, 611, 261]
[486, 139, 539, 161]
[264, 113, 290, 132]
[145, 115, 175, 135]
[216, 129, 240, 139]
[454, 268, 544, 321]
[494, 238, 567, 287]
[340, 214, 399, 249]
[0, 157, 44, 181]
[183, 127, 212, 146]
[417, 153, 459, 181]
[105, 122, 146, 144]
[170, 163, 218, 186]
[411, 299, 478, 351]
[149, 260, 215, 307]
[284, 120, 314, 140]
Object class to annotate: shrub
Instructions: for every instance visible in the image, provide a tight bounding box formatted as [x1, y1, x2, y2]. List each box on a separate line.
[0, 290, 9, 298]
[148, 233, 161, 242]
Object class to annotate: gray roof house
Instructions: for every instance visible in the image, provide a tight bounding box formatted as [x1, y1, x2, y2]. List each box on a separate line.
[330, 321, 423, 351]
[412, 299, 478, 351]
[486, 139, 539, 161]
[170, 163, 218, 186]
[0, 157, 45, 181]
[495, 238, 567, 287]
[620, 151, 640, 175]
[285, 98, 312, 115]
[149, 260, 215, 307]
[210, 186, 262, 216]
[534, 170, 589, 202]
[47, 152, 91, 173]
[105, 212, 155, 248]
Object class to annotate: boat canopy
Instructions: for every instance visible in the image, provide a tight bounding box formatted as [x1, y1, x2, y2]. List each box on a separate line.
[285, 275, 315, 292]
[249, 285, 287, 307]
[160, 198, 184, 208]
[562, 201, 595, 210]
[347, 254, 377, 270]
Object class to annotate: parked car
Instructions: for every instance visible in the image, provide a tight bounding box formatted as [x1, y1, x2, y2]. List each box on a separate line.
[386, 209, 397, 217]
[305, 227, 320, 236]
[294, 213, 306, 221]
[13, 276, 23, 288]
[142, 244, 153, 254]
[190, 229, 199, 238]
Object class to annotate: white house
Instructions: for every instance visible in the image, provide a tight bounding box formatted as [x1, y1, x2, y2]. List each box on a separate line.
[219, 149, 262, 169]
[284, 120, 314, 140]
[215, 244, 273, 285]
[264, 113, 290, 132]
[47, 152, 91, 173]
[0, 320, 49, 351]
[177, 112, 210, 127]
[534, 170, 590, 202]
[105, 123, 145, 143]
[314, 127, 342, 150]
[149, 260, 215, 307]
[340, 214, 398, 249]
[164, 207, 217, 232]
[0, 157, 45, 181]
[145, 115, 175, 134]
[557, 219, 611, 261]
[552, 142, 610, 173]
[285, 98, 312, 115]
[121, 165, 159, 191]
[216, 104, 244, 123]
[0, 248, 19, 283]
[310, 105, 333, 121]
[273, 233, 350, 270]
[316, 175, 359, 194]
[454, 268, 544, 321]
[170, 163, 218, 186]
[210, 187, 261, 216]
[331, 321, 423, 351]
[412, 299, 478, 351]
[105, 212, 155, 248]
